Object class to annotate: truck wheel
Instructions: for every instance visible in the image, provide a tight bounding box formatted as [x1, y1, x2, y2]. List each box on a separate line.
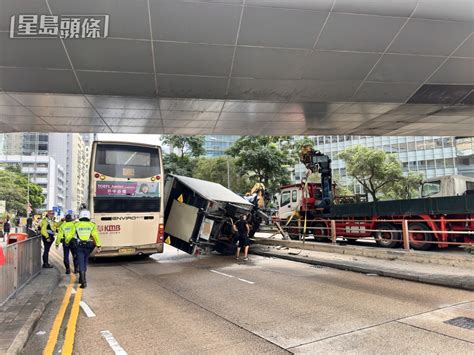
[215, 241, 235, 255]
[312, 222, 329, 243]
[409, 223, 433, 251]
[287, 221, 300, 240]
[375, 223, 401, 248]
[343, 238, 358, 244]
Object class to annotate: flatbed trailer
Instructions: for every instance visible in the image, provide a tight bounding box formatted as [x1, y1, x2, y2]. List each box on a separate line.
[282, 183, 474, 250]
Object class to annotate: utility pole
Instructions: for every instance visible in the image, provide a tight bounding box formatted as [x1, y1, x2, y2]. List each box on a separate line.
[27, 172, 30, 218]
[227, 157, 231, 189]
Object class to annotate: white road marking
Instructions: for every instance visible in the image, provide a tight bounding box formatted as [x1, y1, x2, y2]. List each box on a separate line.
[237, 278, 255, 285]
[210, 270, 234, 278]
[100, 330, 127, 355]
[210, 270, 255, 285]
[80, 301, 96, 317]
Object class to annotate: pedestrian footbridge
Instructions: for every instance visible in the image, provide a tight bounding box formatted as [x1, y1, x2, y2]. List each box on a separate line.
[0, 0, 473, 136]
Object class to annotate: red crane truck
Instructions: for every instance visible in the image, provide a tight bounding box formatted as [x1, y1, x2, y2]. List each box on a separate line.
[279, 145, 474, 250]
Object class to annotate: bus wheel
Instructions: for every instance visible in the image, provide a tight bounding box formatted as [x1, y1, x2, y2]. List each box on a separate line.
[312, 222, 329, 243]
[375, 223, 401, 248]
[409, 223, 433, 251]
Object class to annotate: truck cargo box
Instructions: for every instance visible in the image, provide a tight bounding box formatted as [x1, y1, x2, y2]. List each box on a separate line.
[164, 175, 253, 254]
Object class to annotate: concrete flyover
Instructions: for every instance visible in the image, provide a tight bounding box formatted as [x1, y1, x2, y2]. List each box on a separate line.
[0, 0, 473, 136]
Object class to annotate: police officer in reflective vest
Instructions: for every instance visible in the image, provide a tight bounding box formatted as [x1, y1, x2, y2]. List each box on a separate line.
[75, 210, 101, 288]
[55, 214, 78, 275]
[40, 210, 56, 268]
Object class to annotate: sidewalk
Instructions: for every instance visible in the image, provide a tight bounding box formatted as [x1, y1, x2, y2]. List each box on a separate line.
[0, 268, 59, 354]
[251, 244, 474, 291]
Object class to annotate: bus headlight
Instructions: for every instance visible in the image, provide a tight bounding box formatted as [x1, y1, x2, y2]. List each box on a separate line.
[100, 175, 106, 180]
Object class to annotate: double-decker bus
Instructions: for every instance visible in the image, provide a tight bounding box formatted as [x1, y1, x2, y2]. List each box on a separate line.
[89, 141, 165, 257]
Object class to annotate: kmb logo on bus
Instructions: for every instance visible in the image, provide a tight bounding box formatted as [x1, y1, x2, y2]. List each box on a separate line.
[98, 225, 121, 233]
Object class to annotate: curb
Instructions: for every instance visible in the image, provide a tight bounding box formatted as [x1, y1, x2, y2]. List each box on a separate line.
[253, 238, 474, 268]
[251, 247, 474, 291]
[6, 268, 61, 355]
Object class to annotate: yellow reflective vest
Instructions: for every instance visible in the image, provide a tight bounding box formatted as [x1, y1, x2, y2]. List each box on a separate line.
[55, 221, 76, 246]
[40, 217, 56, 240]
[75, 221, 101, 247]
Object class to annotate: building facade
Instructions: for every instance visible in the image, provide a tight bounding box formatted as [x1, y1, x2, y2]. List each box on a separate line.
[0, 154, 65, 211]
[49, 133, 92, 212]
[80, 133, 95, 205]
[294, 136, 463, 194]
[203, 135, 240, 157]
[0, 132, 92, 213]
[455, 137, 474, 177]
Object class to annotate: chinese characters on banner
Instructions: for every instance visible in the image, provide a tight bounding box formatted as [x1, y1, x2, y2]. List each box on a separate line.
[96, 182, 160, 198]
[9, 14, 109, 39]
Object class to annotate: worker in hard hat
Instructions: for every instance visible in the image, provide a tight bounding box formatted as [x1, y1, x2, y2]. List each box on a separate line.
[75, 210, 101, 288]
[40, 210, 56, 268]
[55, 214, 78, 275]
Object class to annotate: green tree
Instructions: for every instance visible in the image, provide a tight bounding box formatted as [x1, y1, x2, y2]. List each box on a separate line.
[338, 146, 403, 202]
[161, 135, 205, 158]
[332, 172, 353, 197]
[163, 154, 195, 176]
[0, 165, 45, 215]
[193, 157, 252, 193]
[226, 136, 293, 194]
[382, 171, 423, 200]
[161, 135, 205, 175]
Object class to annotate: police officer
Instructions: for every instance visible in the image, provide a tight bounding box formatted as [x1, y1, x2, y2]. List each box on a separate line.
[40, 211, 56, 268]
[55, 214, 78, 275]
[75, 210, 101, 288]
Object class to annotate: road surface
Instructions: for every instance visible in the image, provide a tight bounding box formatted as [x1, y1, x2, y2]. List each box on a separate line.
[24, 245, 473, 354]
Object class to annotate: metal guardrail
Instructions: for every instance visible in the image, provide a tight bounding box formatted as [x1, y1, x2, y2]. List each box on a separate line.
[0, 236, 42, 306]
[277, 217, 474, 251]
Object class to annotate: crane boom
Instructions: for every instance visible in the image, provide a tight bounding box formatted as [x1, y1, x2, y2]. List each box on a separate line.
[299, 144, 333, 212]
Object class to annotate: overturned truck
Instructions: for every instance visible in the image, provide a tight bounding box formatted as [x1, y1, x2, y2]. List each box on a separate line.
[164, 175, 254, 255]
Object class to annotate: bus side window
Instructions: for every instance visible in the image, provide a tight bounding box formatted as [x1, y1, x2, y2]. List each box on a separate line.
[281, 191, 291, 206]
[292, 190, 297, 203]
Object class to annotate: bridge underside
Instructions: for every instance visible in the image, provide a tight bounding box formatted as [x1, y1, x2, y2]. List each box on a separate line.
[0, 0, 473, 135]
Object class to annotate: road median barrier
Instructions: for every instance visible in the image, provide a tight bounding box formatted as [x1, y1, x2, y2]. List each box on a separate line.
[251, 244, 474, 290]
[252, 237, 474, 269]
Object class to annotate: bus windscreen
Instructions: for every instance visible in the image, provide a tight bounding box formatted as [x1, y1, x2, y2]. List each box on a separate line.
[95, 144, 161, 178]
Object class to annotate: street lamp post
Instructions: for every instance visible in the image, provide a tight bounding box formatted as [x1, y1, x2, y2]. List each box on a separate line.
[27, 172, 30, 218]
[227, 157, 230, 189]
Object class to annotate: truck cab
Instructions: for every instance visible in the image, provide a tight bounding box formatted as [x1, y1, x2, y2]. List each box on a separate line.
[278, 183, 327, 219]
[421, 175, 474, 198]
[278, 184, 302, 219]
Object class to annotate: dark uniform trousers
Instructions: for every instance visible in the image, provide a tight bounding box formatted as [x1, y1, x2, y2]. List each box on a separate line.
[77, 241, 94, 273]
[63, 242, 78, 272]
[42, 236, 54, 265]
